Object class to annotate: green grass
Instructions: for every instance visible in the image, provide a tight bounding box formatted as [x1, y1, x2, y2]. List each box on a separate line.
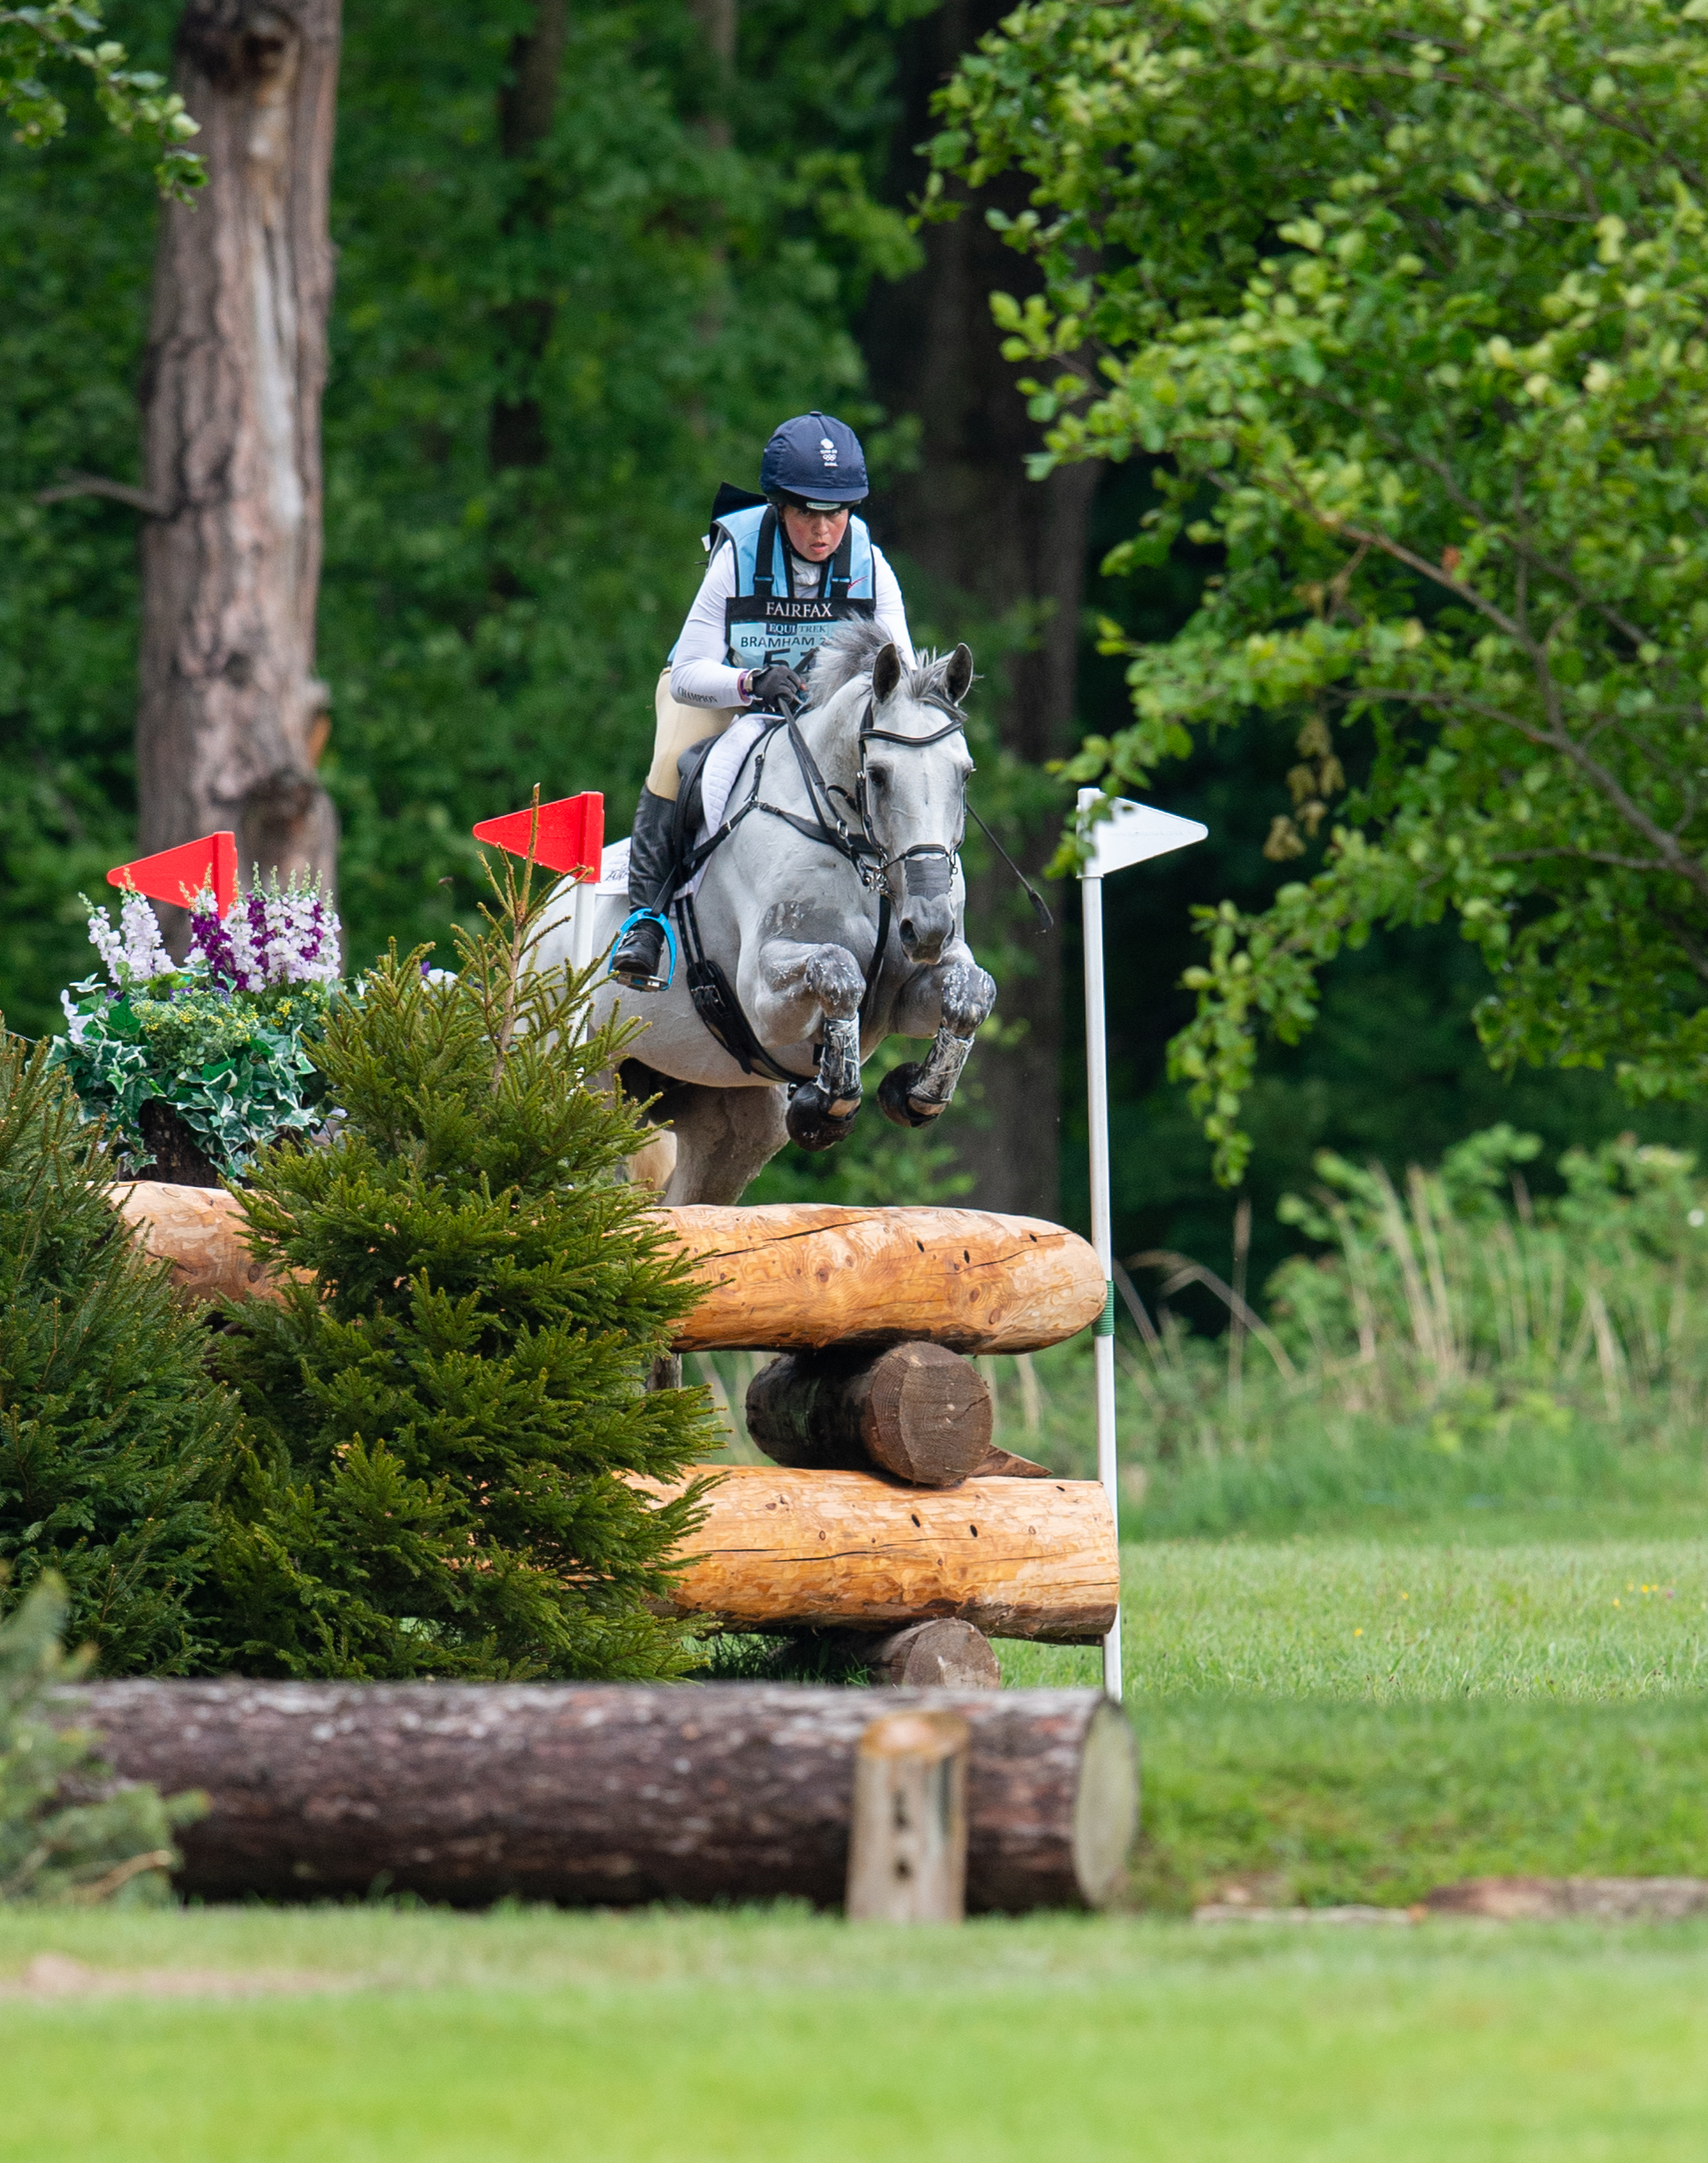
[1001, 1535, 1708, 1906]
[9, 1533, 1708, 2155]
[6, 1906, 1708, 2161]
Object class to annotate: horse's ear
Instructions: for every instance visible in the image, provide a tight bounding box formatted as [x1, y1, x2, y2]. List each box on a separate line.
[872, 642, 903, 705]
[943, 643, 974, 707]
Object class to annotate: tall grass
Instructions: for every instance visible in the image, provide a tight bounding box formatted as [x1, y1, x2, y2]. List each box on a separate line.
[1116, 1126, 1708, 1532]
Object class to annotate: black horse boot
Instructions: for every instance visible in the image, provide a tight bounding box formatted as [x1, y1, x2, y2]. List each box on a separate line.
[609, 786, 678, 990]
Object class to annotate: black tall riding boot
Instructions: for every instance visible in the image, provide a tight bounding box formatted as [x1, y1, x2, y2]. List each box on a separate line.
[609, 786, 678, 990]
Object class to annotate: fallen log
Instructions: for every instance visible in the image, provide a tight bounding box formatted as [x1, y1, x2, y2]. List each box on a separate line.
[69, 1679, 1137, 1912]
[651, 1467, 1117, 1644]
[745, 1342, 993, 1487]
[109, 1185, 1106, 1355]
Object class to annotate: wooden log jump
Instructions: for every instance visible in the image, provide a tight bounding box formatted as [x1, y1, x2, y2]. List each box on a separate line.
[110, 1186, 1105, 1355]
[70, 1679, 1137, 1911]
[651, 1467, 1116, 1643]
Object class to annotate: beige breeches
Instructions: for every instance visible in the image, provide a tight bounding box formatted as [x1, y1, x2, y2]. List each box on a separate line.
[646, 669, 737, 799]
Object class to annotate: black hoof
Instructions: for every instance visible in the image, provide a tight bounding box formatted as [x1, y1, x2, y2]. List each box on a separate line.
[786, 1081, 860, 1153]
[878, 1063, 940, 1130]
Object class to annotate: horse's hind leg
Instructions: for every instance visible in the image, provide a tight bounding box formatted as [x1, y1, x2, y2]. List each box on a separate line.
[661, 1083, 790, 1205]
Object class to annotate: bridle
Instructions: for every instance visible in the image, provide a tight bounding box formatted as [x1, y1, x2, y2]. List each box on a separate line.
[669, 668, 1048, 962]
[790, 693, 970, 910]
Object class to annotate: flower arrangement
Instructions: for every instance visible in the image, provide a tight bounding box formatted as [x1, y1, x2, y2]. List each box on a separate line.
[52, 874, 346, 1179]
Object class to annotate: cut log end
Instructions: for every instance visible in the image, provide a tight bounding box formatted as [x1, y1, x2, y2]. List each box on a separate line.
[1072, 1700, 1140, 1908]
[865, 1621, 1000, 1690]
[746, 1342, 993, 1487]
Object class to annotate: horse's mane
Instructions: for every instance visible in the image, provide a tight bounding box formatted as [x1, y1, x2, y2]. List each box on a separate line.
[803, 618, 969, 713]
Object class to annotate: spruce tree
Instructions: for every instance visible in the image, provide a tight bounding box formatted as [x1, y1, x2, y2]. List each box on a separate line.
[1, 1569, 202, 1904]
[0, 1029, 237, 1672]
[209, 858, 719, 1680]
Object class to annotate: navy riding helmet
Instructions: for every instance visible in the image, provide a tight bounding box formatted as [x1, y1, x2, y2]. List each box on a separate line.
[760, 410, 869, 505]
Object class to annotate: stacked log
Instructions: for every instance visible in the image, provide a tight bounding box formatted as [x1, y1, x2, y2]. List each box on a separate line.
[746, 1342, 993, 1486]
[109, 1186, 1106, 1353]
[650, 1467, 1117, 1643]
[109, 1184, 1113, 1650]
[71, 1678, 1137, 1912]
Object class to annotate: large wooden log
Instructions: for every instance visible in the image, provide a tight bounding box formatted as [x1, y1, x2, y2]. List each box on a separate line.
[652, 1468, 1117, 1644]
[668, 1205, 1104, 1353]
[110, 1181, 302, 1303]
[109, 1186, 1105, 1355]
[70, 1680, 1137, 1912]
[745, 1342, 993, 1487]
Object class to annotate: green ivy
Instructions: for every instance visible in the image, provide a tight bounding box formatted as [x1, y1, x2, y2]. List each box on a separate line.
[51, 979, 334, 1177]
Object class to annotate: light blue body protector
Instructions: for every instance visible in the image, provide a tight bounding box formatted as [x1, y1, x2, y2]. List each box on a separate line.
[673, 503, 879, 677]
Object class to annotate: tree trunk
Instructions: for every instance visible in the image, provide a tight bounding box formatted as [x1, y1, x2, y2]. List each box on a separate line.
[71, 1679, 1137, 1910]
[863, 0, 1099, 1220]
[488, 0, 569, 473]
[138, 0, 341, 934]
[109, 1184, 1107, 1353]
[690, 0, 736, 151]
[645, 1465, 1118, 1642]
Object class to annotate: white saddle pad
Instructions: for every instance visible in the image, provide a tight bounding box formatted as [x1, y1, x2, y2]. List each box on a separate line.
[599, 711, 770, 905]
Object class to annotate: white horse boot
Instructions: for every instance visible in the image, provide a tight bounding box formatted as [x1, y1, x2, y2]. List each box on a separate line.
[784, 1014, 863, 1151]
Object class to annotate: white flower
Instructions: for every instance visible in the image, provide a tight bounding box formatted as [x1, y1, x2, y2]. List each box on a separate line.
[82, 889, 171, 987]
[119, 892, 172, 981]
[59, 988, 91, 1044]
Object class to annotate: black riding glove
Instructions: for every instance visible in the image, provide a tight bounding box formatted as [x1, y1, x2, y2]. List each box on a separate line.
[745, 663, 806, 714]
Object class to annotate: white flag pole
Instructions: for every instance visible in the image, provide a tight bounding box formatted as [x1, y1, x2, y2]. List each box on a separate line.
[1080, 842, 1122, 1699]
[1077, 788, 1208, 1704]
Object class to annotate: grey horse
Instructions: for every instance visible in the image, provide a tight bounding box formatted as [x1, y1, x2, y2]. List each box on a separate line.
[532, 621, 997, 1204]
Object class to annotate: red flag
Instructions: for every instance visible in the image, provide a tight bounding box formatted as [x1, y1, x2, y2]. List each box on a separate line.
[472, 793, 604, 880]
[108, 831, 238, 914]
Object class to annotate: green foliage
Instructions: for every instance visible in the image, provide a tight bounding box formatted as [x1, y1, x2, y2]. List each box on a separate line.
[0, 1568, 200, 1903]
[0, 1028, 238, 1671]
[1, 0, 200, 194]
[208, 861, 721, 1680]
[938, 0, 1708, 1179]
[54, 978, 333, 1178]
[0, 0, 921, 1032]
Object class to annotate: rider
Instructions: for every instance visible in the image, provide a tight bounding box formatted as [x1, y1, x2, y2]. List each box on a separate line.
[608, 409, 916, 989]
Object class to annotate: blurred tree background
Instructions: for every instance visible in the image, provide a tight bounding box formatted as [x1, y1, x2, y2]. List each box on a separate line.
[5, 0, 1706, 1314]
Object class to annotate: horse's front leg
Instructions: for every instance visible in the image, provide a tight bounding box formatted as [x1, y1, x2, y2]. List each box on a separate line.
[750, 936, 867, 1151]
[879, 952, 997, 1128]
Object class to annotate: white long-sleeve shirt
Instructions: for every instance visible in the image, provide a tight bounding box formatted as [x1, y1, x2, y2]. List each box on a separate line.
[669, 533, 916, 708]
